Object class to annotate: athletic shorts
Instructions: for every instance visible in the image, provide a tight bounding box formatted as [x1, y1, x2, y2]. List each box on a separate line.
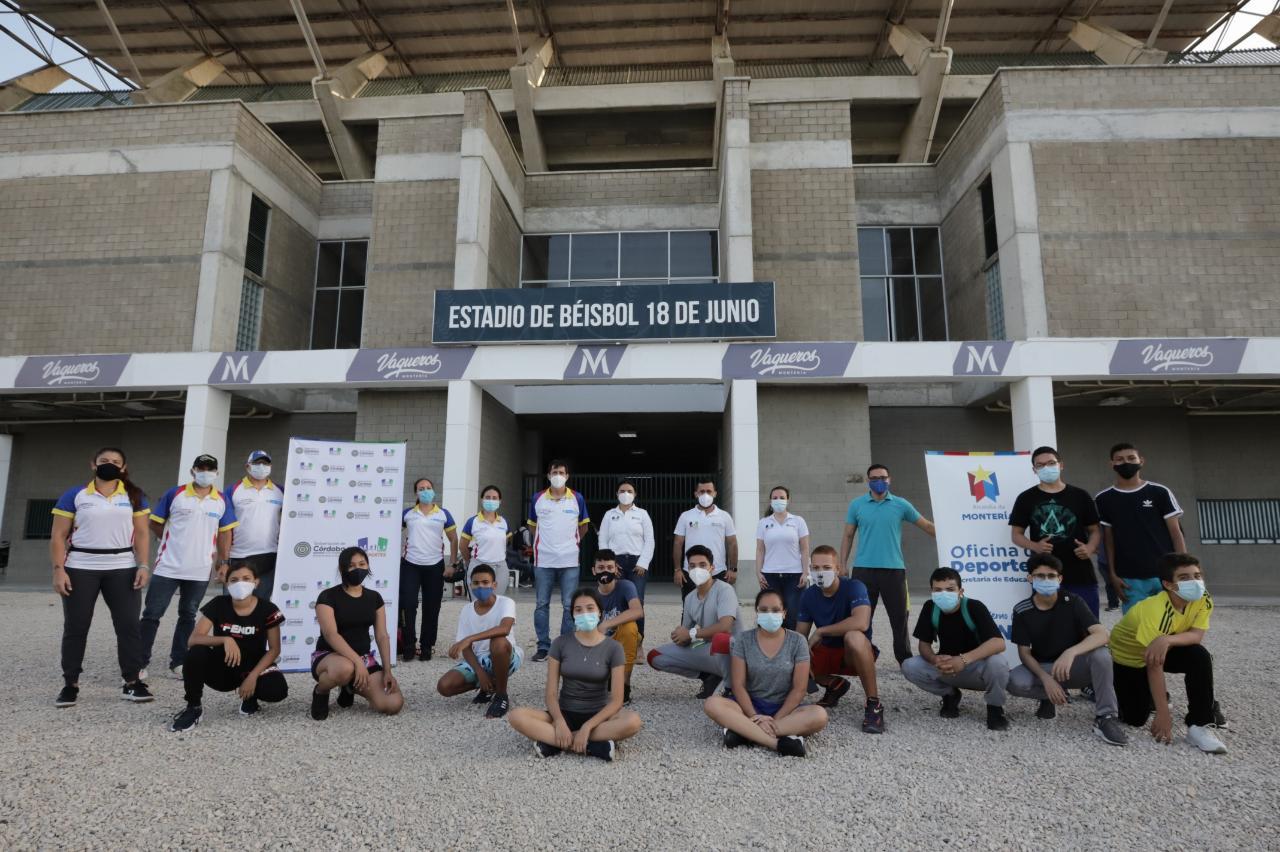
[310, 650, 382, 681]
[453, 646, 525, 684]
[560, 708, 602, 731]
[750, 696, 783, 716]
[810, 640, 879, 677]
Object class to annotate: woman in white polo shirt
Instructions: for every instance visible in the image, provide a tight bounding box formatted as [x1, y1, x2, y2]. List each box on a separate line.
[460, 484, 513, 594]
[597, 480, 655, 636]
[399, 476, 459, 662]
[51, 447, 154, 707]
[755, 485, 811, 630]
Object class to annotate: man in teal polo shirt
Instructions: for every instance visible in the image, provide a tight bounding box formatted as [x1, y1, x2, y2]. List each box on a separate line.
[839, 462, 936, 664]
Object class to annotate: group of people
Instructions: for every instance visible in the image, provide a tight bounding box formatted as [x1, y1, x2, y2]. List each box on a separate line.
[48, 444, 1229, 757]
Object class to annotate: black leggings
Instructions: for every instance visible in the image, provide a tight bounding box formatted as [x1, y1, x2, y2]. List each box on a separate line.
[1113, 643, 1215, 728]
[399, 559, 444, 652]
[182, 644, 288, 706]
[61, 566, 143, 684]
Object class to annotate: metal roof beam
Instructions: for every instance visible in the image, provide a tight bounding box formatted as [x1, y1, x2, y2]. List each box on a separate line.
[287, 0, 329, 77]
[0, 0, 137, 89]
[179, 0, 271, 84]
[716, 0, 731, 35]
[92, 0, 147, 86]
[1145, 0, 1177, 48]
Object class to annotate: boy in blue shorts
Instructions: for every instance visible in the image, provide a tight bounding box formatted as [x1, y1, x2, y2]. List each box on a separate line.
[436, 564, 522, 719]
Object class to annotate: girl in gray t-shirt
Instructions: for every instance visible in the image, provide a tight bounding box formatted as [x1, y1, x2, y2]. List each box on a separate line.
[508, 588, 643, 761]
[701, 588, 830, 757]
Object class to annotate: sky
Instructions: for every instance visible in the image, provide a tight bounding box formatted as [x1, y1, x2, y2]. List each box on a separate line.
[0, 1, 1277, 93]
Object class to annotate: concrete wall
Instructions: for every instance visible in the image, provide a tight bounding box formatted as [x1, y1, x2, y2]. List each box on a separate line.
[488, 194, 521, 289]
[258, 206, 317, 351]
[476, 391, 522, 527]
[939, 181, 992, 341]
[354, 390, 447, 507]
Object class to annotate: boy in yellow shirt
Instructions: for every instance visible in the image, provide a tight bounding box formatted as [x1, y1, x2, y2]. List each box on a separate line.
[1110, 553, 1226, 754]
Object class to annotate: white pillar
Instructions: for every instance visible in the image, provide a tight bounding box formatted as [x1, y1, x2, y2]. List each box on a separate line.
[1010, 377, 1057, 452]
[193, 169, 252, 351]
[989, 142, 1048, 339]
[718, 77, 753, 284]
[178, 385, 232, 488]
[727, 379, 760, 600]
[0, 434, 12, 549]
[443, 380, 483, 520]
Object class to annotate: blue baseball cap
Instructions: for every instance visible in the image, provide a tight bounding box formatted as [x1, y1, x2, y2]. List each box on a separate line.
[246, 450, 272, 463]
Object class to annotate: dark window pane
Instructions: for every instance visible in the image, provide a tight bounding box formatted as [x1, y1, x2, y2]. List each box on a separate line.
[316, 242, 342, 288]
[570, 232, 618, 280]
[341, 241, 367, 287]
[891, 277, 920, 342]
[857, 228, 886, 276]
[670, 278, 716, 285]
[522, 234, 569, 281]
[919, 278, 948, 341]
[913, 228, 941, 275]
[624, 279, 667, 287]
[311, 290, 339, 349]
[620, 232, 668, 279]
[670, 230, 717, 278]
[980, 176, 998, 259]
[244, 196, 270, 277]
[860, 277, 890, 342]
[569, 280, 618, 288]
[888, 228, 914, 276]
[336, 290, 364, 349]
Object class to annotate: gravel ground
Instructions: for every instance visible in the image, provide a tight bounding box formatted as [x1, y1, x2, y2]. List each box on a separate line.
[0, 587, 1277, 851]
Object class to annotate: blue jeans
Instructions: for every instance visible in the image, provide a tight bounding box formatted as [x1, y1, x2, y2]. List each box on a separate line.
[140, 574, 209, 670]
[616, 553, 647, 637]
[762, 572, 805, 630]
[534, 565, 579, 651]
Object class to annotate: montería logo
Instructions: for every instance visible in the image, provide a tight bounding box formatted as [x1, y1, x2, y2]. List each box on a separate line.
[354, 464, 370, 473]
[382, 448, 397, 457]
[15, 354, 131, 388]
[323, 509, 337, 519]
[721, 342, 855, 380]
[357, 536, 390, 556]
[967, 465, 1000, 503]
[297, 461, 315, 471]
[378, 509, 394, 518]
[328, 446, 343, 455]
[1109, 338, 1247, 376]
[352, 494, 367, 504]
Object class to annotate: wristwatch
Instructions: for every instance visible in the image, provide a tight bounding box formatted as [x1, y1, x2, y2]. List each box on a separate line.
[689, 627, 699, 642]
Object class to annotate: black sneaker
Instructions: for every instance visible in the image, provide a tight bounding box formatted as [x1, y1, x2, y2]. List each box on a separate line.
[310, 688, 330, 721]
[862, 698, 885, 734]
[696, 674, 723, 699]
[400, 650, 416, 663]
[168, 705, 202, 733]
[55, 685, 79, 708]
[817, 677, 851, 709]
[1094, 714, 1129, 747]
[532, 649, 549, 663]
[122, 681, 155, 703]
[471, 689, 494, 705]
[1036, 699, 1057, 720]
[723, 727, 748, 749]
[337, 684, 355, 708]
[1080, 685, 1096, 703]
[585, 740, 615, 762]
[239, 697, 260, 717]
[986, 705, 1009, 731]
[535, 741, 562, 758]
[806, 675, 819, 695]
[776, 735, 807, 757]
[417, 648, 433, 662]
[485, 693, 510, 719]
[940, 689, 962, 718]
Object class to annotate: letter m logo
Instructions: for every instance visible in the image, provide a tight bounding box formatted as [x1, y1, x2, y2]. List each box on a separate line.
[564, 346, 625, 380]
[951, 341, 1013, 376]
[208, 351, 266, 385]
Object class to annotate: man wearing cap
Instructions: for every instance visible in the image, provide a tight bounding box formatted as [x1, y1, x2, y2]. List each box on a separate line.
[229, 450, 283, 600]
[140, 454, 238, 679]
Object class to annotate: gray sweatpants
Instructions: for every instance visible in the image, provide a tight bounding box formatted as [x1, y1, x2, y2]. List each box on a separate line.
[648, 642, 728, 682]
[1008, 647, 1119, 719]
[902, 653, 1009, 707]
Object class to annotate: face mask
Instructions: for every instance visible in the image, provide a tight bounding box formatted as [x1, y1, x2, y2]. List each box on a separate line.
[687, 567, 712, 586]
[193, 470, 217, 487]
[697, 493, 714, 508]
[617, 492, 635, 506]
[1036, 465, 1061, 484]
[481, 498, 500, 513]
[1175, 579, 1205, 602]
[1113, 462, 1142, 479]
[548, 474, 567, 489]
[342, 568, 369, 587]
[472, 586, 495, 602]
[770, 498, 788, 513]
[869, 479, 889, 495]
[811, 570, 835, 589]
[596, 571, 617, 585]
[95, 462, 122, 481]
[417, 489, 435, 504]
[574, 612, 601, 632]
[931, 590, 960, 612]
[228, 581, 256, 601]
[1031, 579, 1060, 597]
[248, 464, 271, 480]
[757, 612, 784, 633]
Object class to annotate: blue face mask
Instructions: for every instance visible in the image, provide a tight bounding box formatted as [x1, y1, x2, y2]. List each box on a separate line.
[1032, 579, 1061, 597]
[481, 498, 500, 513]
[756, 612, 784, 633]
[869, 479, 889, 495]
[1036, 465, 1061, 484]
[418, 489, 435, 504]
[472, 587, 494, 602]
[1175, 579, 1205, 602]
[574, 613, 600, 632]
[931, 590, 960, 612]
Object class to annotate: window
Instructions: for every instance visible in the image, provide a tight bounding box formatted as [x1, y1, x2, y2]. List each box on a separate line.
[236, 278, 264, 350]
[985, 260, 1006, 341]
[857, 227, 947, 342]
[520, 230, 719, 288]
[236, 195, 271, 350]
[1198, 499, 1280, 544]
[979, 176, 998, 260]
[245, 195, 270, 277]
[24, 499, 57, 540]
[311, 240, 367, 349]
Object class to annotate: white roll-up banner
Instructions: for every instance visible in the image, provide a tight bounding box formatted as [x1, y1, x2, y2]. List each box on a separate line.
[924, 451, 1037, 666]
[273, 438, 407, 672]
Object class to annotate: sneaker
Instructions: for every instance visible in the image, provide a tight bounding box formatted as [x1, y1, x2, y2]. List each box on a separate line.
[55, 685, 79, 708]
[485, 693, 510, 719]
[623, 684, 633, 705]
[1080, 685, 1096, 703]
[585, 740, 615, 762]
[940, 689, 962, 719]
[696, 674, 723, 700]
[1187, 724, 1227, 754]
[1036, 699, 1057, 720]
[337, 685, 355, 709]
[862, 698, 885, 734]
[417, 648, 433, 662]
[239, 697, 260, 717]
[400, 650, 416, 663]
[1093, 715, 1129, 747]
[1104, 604, 1118, 612]
[532, 649, 549, 663]
[122, 681, 155, 703]
[535, 741, 562, 758]
[723, 727, 748, 749]
[310, 688, 330, 721]
[817, 677, 851, 709]
[168, 705, 202, 733]
[806, 675, 819, 695]
[471, 690, 494, 705]
[986, 705, 1009, 731]
[1209, 701, 1229, 730]
[776, 735, 807, 758]
[169, 664, 183, 680]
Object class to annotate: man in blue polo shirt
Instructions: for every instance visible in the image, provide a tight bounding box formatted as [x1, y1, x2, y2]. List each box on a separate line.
[838, 462, 935, 665]
[528, 459, 589, 662]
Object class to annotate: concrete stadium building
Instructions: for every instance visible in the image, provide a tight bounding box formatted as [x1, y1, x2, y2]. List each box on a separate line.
[1, 1, 1278, 593]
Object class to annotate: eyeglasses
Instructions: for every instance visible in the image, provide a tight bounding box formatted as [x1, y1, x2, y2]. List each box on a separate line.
[868, 475, 890, 482]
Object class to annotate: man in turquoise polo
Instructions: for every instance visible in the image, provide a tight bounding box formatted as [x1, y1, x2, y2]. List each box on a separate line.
[839, 462, 936, 664]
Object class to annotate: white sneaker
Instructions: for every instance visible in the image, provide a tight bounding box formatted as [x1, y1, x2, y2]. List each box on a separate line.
[169, 665, 183, 680]
[1187, 725, 1227, 754]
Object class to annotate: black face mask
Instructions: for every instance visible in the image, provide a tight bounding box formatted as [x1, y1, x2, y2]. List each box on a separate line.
[1113, 462, 1142, 479]
[95, 462, 122, 481]
[342, 568, 370, 586]
[596, 571, 618, 585]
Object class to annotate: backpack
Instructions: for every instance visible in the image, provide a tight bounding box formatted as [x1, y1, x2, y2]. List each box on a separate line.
[931, 596, 978, 637]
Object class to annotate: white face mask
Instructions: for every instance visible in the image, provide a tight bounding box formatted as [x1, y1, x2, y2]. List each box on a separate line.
[617, 492, 635, 506]
[811, 570, 836, 589]
[687, 567, 712, 586]
[697, 493, 714, 508]
[227, 580, 256, 601]
[248, 464, 271, 480]
[770, 498, 788, 513]
[548, 474, 567, 489]
[193, 470, 217, 487]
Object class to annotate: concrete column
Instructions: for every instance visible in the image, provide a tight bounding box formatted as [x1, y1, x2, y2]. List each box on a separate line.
[727, 379, 760, 600]
[1068, 19, 1167, 65]
[710, 34, 734, 164]
[454, 94, 501, 291]
[193, 169, 253, 352]
[143, 56, 225, 103]
[989, 142, 1048, 339]
[0, 65, 70, 111]
[178, 385, 232, 488]
[0, 434, 12, 552]
[510, 37, 553, 171]
[443, 380, 483, 524]
[719, 77, 753, 284]
[1010, 377, 1057, 452]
